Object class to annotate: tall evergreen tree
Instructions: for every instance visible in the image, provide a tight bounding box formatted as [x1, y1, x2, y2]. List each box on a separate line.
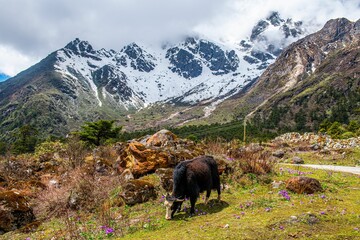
[78, 120, 121, 146]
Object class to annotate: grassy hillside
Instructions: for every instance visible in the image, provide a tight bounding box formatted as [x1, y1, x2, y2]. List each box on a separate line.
[3, 140, 360, 239]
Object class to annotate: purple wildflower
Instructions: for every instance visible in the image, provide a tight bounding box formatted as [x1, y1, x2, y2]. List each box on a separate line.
[279, 226, 284, 230]
[354, 227, 359, 231]
[278, 190, 291, 201]
[265, 207, 271, 212]
[320, 194, 326, 199]
[105, 227, 114, 234]
[320, 211, 325, 215]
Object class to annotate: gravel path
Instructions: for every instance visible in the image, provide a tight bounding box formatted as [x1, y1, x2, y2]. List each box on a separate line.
[294, 164, 360, 175]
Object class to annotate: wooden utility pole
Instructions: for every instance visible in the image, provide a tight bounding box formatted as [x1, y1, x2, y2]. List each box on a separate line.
[243, 117, 247, 143]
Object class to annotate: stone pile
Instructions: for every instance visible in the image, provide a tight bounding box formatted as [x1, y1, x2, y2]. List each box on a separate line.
[273, 132, 360, 150]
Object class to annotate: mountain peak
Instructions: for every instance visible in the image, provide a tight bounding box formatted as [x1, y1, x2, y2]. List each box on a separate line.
[319, 17, 359, 42]
[64, 38, 95, 55]
[266, 11, 284, 26]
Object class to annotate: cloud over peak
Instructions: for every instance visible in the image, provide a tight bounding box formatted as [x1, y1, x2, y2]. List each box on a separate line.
[0, 0, 359, 75]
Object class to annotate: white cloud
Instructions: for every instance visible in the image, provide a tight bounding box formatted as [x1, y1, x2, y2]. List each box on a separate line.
[0, 0, 359, 75]
[0, 45, 38, 76]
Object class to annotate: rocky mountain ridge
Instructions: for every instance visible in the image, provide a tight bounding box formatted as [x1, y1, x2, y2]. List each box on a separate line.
[0, 12, 311, 139]
[235, 17, 360, 130]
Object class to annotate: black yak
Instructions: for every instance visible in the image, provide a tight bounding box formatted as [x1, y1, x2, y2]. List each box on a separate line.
[164, 155, 221, 220]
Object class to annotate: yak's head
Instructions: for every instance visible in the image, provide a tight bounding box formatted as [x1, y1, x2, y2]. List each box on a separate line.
[164, 193, 184, 220]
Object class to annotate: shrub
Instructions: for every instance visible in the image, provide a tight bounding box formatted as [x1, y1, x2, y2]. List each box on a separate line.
[78, 120, 121, 146]
[327, 122, 346, 138]
[340, 131, 356, 139]
[35, 140, 66, 158]
[204, 137, 229, 156]
[33, 168, 122, 218]
[63, 135, 88, 169]
[223, 149, 276, 187]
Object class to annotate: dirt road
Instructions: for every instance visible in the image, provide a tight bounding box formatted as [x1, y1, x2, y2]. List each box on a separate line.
[293, 164, 360, 175]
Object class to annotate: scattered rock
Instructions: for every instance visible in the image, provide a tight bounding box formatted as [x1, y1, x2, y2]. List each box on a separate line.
[273, 132, 360, 150]
[272, 150, 285, 158]
[68, 190, 82, 210]
[246, 143, 264, 152]
[121, 180, 157, 205]
[155, 168, 173, 192]
[286, 176, 323, 194]
[292, 156, 304, 164]
[311, 144, 320, 150]
[0, 190, 36, 234]
[272, 180, 284, 189]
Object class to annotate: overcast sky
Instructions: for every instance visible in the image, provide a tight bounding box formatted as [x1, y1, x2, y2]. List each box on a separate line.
[0, 0, 359, 76]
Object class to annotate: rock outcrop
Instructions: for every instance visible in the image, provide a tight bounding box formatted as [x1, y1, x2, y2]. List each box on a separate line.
[116, 129, 204, 177]
[0, 190, 36, 234]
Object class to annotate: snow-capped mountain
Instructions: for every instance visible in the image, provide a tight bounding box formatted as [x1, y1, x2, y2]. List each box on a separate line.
[0, 12, 309, 138]
[53, 11, 306, 108]
[239, 11, 305, 70]
[55, 37, 250, 108]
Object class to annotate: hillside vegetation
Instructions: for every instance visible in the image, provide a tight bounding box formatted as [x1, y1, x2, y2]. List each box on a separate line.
[1, 129, 360, 239]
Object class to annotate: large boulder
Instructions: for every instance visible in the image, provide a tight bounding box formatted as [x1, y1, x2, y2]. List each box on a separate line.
[286, 177, 323, 194]
[121, 180, 157, 205]
[116, 129, 204, 177]
[0, 190, 36, 234]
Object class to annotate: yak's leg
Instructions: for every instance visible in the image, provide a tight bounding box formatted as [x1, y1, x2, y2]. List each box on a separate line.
[177, 202, 183, 212]
[204, 190, 211, 204]
[190, 196, 196, 215]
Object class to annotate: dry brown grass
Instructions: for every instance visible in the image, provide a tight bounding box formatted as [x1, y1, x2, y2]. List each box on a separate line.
[236, 150, 276, 175]
[33, 166, 123, 219]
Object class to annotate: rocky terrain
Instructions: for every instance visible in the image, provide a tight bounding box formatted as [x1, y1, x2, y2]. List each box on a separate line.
[1, 130, 360, 239]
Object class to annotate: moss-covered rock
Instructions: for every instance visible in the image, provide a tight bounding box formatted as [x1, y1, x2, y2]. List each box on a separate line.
[116, 130, 204, 177]
[120, 180, 157, 205]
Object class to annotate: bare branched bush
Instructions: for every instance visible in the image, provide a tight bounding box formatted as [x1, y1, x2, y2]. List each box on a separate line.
[64, 135, 88, 169]
[204, 137, 230, 156]
[223, 149, 277, 186]
[236, 150, 276, 175]
[33, 167, 122, 219]
[0, 154, 35, 181]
